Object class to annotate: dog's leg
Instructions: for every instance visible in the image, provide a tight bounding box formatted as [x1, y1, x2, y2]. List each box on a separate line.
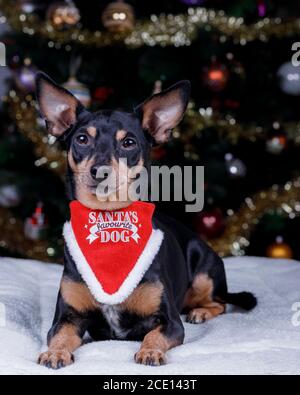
[186, 303, 225, 324]
[134, 301, 184, 366]
[38, 279, 91, 370]
[38, 318, 85, 369]
[184, 273, 225, 324]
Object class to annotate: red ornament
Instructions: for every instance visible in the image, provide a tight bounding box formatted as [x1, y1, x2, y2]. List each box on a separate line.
[24, 202, 48, 240]
[93, 87, 114, 104]
[151, 146, 167, 161]
[224, 99, 240, 110]
[203, 61, 229, 92]
[196, 208, 225, 239]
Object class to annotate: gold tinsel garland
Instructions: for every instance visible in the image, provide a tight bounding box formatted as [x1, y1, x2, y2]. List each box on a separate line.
[1, 180, 299, 261]
[179, 103, 300, 160]
[6, 94, 300, 176]
[1, 2, 300, 47]
[209, 179, 300, 257]
[6, 93, 66, 177]
[3, 94, 300, 261]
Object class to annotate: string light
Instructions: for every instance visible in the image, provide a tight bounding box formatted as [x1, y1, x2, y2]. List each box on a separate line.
[6, 94, 66, 177]
[7, 94, 300, 176]
[178, 102, 300, 156]
[1, 3, 299, 260]
[5, 93, 300, 259]
[1, 2, 300, 48]
[0, 91, 300, 260]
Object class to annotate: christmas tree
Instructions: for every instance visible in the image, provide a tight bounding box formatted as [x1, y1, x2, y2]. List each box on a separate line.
[0, 0, 299, 262]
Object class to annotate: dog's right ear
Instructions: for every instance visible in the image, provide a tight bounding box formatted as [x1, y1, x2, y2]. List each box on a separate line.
[36, 72, 84, 137]
[135, 80, 191, 144]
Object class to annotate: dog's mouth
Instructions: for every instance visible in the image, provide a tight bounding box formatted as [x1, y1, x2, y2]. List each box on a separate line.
[75, 166, 132, 203]
[88, 182, 127, 198]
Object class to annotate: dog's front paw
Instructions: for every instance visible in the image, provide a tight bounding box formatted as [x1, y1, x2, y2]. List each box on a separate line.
[38, 350, 74, 369]
[134, 348, 166, 366]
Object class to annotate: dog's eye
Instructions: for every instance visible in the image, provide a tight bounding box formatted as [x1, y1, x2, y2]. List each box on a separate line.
[122, 137, 136, 150]
[76, 134, 89, 146]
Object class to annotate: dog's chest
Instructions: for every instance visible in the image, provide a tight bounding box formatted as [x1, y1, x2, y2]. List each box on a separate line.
[101, 304, 129, 339]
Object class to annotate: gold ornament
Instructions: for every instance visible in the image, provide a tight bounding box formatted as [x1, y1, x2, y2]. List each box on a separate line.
[101, 0, 135, 34]
[266, 237, 293, 259]
[47, 0, 80, 29]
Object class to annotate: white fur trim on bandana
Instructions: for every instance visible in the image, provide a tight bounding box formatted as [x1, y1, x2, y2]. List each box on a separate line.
[63, 222, 164, 305]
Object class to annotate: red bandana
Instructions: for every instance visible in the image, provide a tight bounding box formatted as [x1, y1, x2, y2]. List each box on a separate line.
[63, 201, 164, 305]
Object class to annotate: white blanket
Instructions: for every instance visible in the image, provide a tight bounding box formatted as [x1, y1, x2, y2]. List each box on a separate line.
[0, 256, 299, 375]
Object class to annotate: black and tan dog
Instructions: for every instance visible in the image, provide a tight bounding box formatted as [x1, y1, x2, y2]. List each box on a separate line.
[35, 72, 256, 369]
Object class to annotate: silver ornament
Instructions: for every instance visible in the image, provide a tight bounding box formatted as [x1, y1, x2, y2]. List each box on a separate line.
[225, 153, 247, 178]
[277, 62, 300, 96]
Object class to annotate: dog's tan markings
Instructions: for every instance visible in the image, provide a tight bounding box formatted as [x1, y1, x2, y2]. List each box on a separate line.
[67, 151, 95, 174]
[68, 149, 77, 172]
[135, 326, 180, 366]
[87, 126, 97, 138]
[186, 304, 225, 324]
[38, 324, 81, 369]
[68, 153, 109, 210]
[111, 156, 144, 187]
[103, 156, 145, 210]
[183, 274, 213, 308]
[183, 274, 225, 324]
[116, 129, 127, 141]
[129, 156, 144, 178]
[76, 155, 95, 174]
[121, 282, 163, 316]
[60, 279, 98, 312]
[108, 156, 132, 208]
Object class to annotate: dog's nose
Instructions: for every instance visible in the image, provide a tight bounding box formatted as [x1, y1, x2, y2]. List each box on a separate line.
[90, 165, 111, 181]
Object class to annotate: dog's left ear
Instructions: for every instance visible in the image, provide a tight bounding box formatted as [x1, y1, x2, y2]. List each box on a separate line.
[36, 72, 85, 137]
[135, 80, 191, 144]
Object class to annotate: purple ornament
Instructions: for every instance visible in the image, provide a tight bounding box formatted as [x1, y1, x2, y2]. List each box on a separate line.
[180, 0, 205, 5]
[15, 65, 37, 92]
[17, 0, 46, 13]
[257, 0, 267, 17]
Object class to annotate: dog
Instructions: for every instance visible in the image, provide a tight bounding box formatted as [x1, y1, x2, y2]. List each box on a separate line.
[35, 72, 256, 369]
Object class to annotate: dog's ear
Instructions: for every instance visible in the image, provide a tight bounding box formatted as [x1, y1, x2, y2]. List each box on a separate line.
[135, 80, 190, 144]
[35, 72, 84, 137]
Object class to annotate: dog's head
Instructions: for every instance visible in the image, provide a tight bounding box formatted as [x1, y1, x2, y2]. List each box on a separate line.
[36, 72, 190, 210]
